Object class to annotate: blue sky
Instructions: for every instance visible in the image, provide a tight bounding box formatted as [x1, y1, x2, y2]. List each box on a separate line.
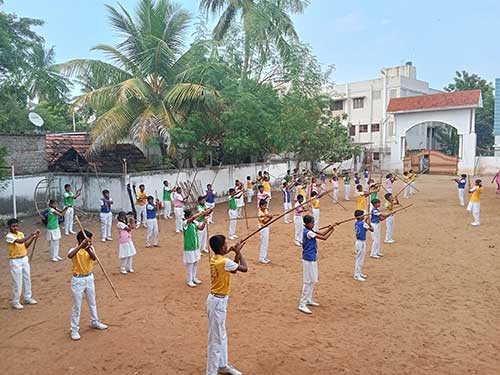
[4, 0, 499, 90]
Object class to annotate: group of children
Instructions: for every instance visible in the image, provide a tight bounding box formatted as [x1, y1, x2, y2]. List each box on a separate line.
[453, 174, 484, 226]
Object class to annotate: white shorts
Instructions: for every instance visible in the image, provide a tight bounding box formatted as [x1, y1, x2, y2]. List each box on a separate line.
[302, 260, 318, 284]
[46, 228, 61, 241]
[183, 249, 201, 264]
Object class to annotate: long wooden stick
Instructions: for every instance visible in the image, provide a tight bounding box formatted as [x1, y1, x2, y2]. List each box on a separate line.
[28, 236, 39, 261]
[394, 173, 421, 193]
[240, 188, 334, 244]
[326, 190, 347, 210]
[210, 162, 223, 186]
[186, 169, 199, 202]
[318, 203, 415, 230]
[74, 215, 121, 302]
[243, 198, 249, 229]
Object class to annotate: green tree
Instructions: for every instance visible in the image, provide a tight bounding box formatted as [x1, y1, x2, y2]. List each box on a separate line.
[201, 0, 308, 81]
[58, 0, 219, 157]
[444, 71, 494, 154]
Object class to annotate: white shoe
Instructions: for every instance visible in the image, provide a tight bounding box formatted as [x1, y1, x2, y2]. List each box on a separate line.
[361, 274, 368, 279]
[176, 230, 181, 233]
[298, 305, 312, 314]
[56, 256, 63, 261]
[370, 255, 381, 259]
[258, 258, 270, 264]
[24, 298, 37, 305]
[106, 238, 113, 241]
[128, 268, 134, 273]
[307, 300, 320, 307]
[187, 281, 196, 288]
[51, 258, 59, 262]
[295, 242, 301, 247]
[354, 276, 366, 282]
[193, 278, 202, 284]
[70, 330, 80, 340]
[101, 239, 106, 242]
[12, 302, 24, 310]
[65, 232, 70, 236]
[471, 222, 480, 226]
[202, 249, 209, 254]
[218, 365, 243, 375]
[228, 236, 236, 240]
[121, 269, 128, 275]
[384, 240, 395, 244]
[90, 321, 108, 330]
[70, 231, 76, 234]
[233, 235, 239, 239]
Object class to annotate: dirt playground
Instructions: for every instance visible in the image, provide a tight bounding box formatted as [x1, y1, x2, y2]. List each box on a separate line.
[1, 174, 499, 374]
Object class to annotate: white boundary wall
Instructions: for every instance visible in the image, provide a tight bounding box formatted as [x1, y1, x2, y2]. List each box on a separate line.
[0, 161, 309, 219]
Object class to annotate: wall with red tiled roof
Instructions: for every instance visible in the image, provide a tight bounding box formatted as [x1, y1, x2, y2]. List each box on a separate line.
[387, 90, 482, 113]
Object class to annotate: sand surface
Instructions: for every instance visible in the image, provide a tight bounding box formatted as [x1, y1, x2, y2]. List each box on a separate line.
[1, 174, 499, 374]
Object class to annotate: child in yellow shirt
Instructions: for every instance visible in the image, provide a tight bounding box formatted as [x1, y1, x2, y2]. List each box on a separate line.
[67, 230, 108, 340]
[355, 184, 368, 213]
[311, 191, 320, 231]
[467, 179, 483, 226]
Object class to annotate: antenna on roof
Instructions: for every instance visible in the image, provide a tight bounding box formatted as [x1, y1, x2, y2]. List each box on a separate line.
[28, 112, 44, 129]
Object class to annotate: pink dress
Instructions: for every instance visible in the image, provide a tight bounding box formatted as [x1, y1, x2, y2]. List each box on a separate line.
[495, 173, 500, 193]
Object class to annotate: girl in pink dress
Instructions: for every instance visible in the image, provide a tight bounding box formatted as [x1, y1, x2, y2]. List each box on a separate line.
[491, 170, 500, 194]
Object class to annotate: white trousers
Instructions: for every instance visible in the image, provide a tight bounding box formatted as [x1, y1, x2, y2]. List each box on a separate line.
[312, 208, 320, 232]
[410, 182, 416, 195]
[100, 212, 113, 240]
[294, 216, 303, 244]
[10, 256, 32, 304]
[120, 256, 133, 271]
[344, 185, 351, 200]
[50, 240, 60, 259]
[300, 282, 315, 307]
[370, 223, 381, 257]
[333, 188, 339, 203]
[70, 274, 99, 332]
[136, 205, 147, 227]
[163, 200, 172, 219]
[228, 209, 238, 237]
[146, 218, 158, 246]
[458, 188, 465, 206]
[259, 227, 269, 260]
[206, 294, 229, 375]
[198, 225, 208, 252]
[174, 207, 184, 232]
[354, 240, 366, 278]
[64, 207, 74, 234]
[467, 202, 480, 224]
[283, 202, 292, 223]
[403, 185, 409, 198]
[385, 216, 394, 242]
[186, 261, 199, 282]
[206, 202, 215, 223]
[247, 191, 253, 203]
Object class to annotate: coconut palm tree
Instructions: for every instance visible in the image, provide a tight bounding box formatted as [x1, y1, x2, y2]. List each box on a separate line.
[58, 0, 218, 156]
[200, 0, 308, 81]
[25, 44, 71, 102]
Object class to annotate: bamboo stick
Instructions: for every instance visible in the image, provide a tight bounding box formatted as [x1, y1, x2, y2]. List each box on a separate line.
[74, 215, 121, 302]
[28, 236, 39, 261]
[240, 188, 334, 244]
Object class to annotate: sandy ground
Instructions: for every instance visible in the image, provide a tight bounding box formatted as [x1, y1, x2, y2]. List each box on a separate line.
[1, 174, 499, 375]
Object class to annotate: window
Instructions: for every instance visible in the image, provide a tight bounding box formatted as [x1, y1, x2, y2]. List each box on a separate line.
[330, 100, 344, 111]
[372, 90, 382, 100]
[388, 121, 395, 136]
[359, 124, 368, 133]
[349, 125, 356, 136]
[353, 97, 364, 109]
[371, 123, 380, 132]
[373, 152, 380, 161]
[389, 88, 398, 98]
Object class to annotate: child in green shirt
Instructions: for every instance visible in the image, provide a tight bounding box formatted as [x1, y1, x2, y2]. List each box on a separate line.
[228, 188, 242, 240]
[47, 199, 68, 262]
[183, 208, 209, 287]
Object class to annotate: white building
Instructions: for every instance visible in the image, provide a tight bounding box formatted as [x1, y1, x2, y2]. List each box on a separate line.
[325, 63, 441, 169]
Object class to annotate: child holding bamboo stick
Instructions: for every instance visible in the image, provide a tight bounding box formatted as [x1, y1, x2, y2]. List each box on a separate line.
[311, 191, 320, 231]
[183, 209, 209, 287]
[343, 173, 351, 200]
[369, 199, 387, 259]
[47, 199, 67, 262]
[298, 215, 335, 314]
[355, 185, 368, 214]
[256, 184, 270, 208]
[294, 194, 306, 247]
[6, 218, 40, 309]
[354, 210, 373, 282]
[452, 174, 467, 206]
[145, 196, 159, 248]
[246, 176, 254, 203]
[117, 212, 136, 274]
[258, 199, 273, 264]
[383, 193, 400, 244]
[162, 180, 173, 219]
[68, 230, 108, 340]
[228, 188, 242, 240]
[283, 181, 292, 224]
[197, 195, 211, 254]
[173, 187, 186, 233]
[467, 179, 483, 226]
[135, 184, 148, 228]
[205, 184, 216, 224]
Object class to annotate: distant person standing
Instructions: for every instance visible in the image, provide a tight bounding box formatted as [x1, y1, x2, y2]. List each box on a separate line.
[63, 184, 81, 235]
[135, 184, 148, 228]
[452, 174, 467, 206]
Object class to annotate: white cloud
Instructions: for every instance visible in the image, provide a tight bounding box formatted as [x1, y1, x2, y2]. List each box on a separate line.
[334, 12, 366, 33]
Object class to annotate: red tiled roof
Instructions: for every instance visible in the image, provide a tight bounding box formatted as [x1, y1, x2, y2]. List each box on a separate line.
[45, 132, 91, 165]
[387, 90, 482, 113]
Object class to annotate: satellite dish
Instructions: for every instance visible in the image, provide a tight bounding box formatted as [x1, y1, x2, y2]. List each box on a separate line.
[28, 112, 44, 127]
[87, 114, 97, 124]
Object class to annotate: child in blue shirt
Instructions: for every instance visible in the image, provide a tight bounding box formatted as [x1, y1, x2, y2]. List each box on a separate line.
[205, 184, 216, 224]
[369, 199, 387, 259]
[354, 209, 373, 281]
[145, 196, 159, 248]
[453, 174, 467, 206]
[298, 215, 335, 315]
